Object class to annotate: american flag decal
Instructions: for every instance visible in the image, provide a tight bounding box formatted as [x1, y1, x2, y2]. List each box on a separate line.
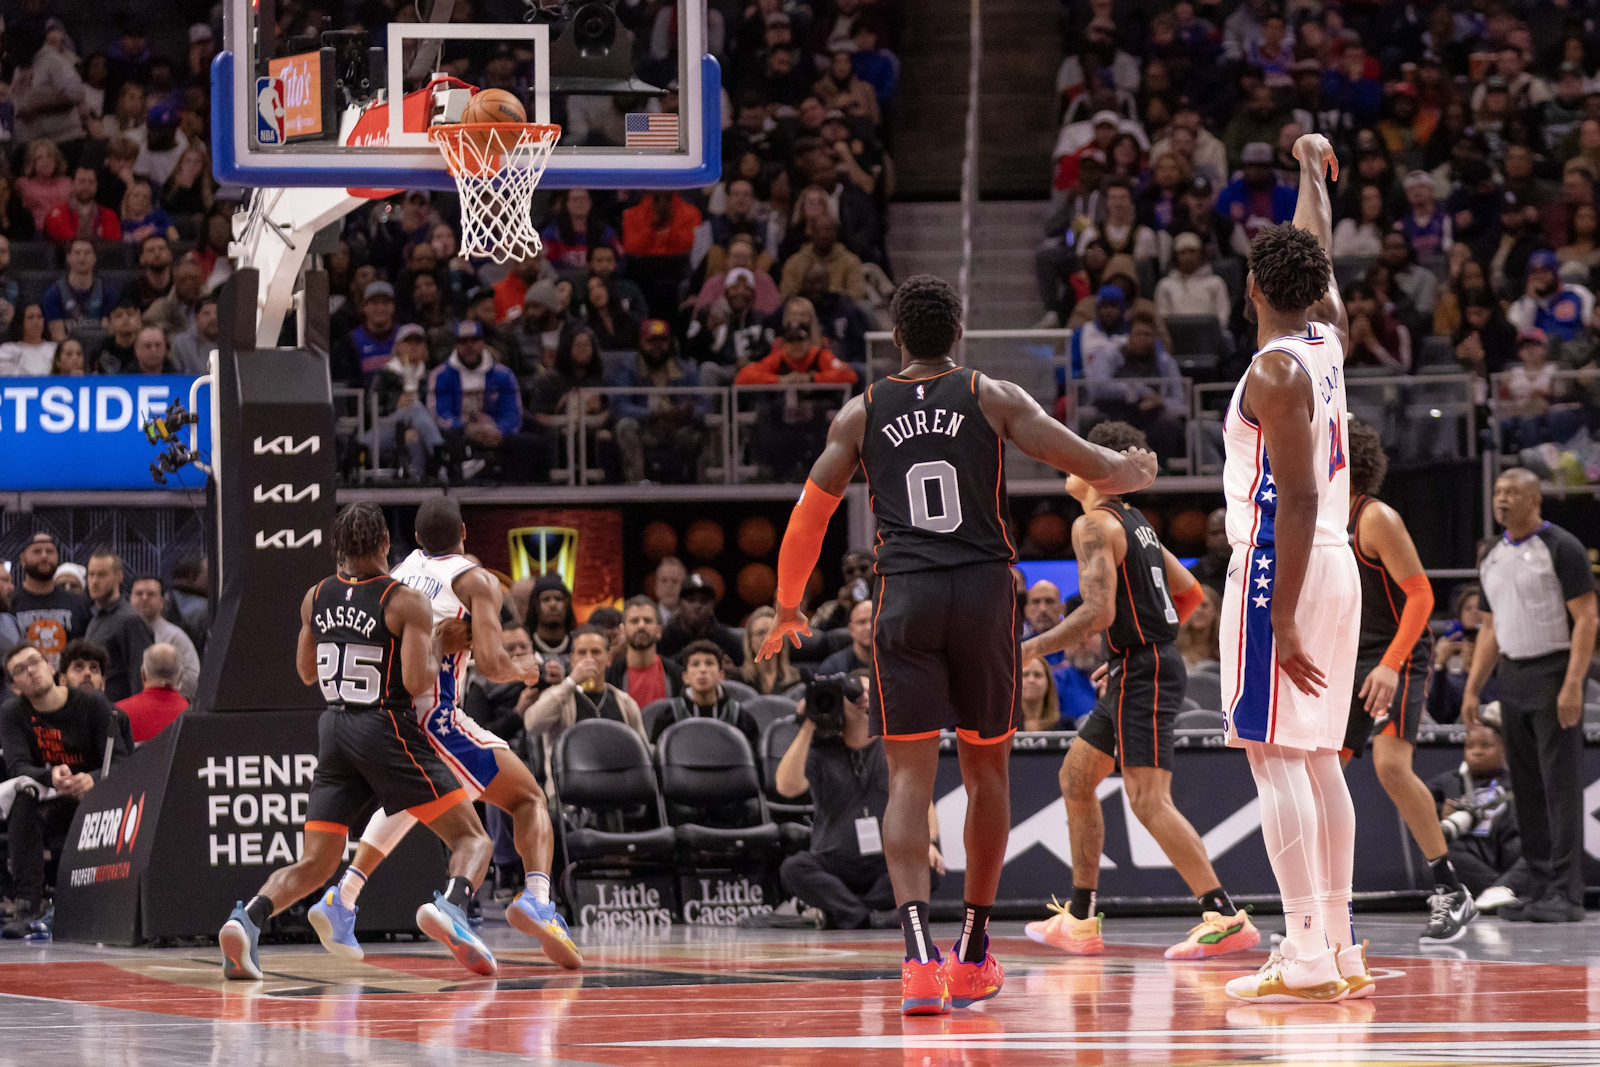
[625, 113, 679, 149]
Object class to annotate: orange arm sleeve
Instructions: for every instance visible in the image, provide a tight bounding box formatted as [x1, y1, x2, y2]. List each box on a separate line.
[1380, 573, 1435, 672]
[1174, 581, 1205, 625]
[776, 479, 843, 609]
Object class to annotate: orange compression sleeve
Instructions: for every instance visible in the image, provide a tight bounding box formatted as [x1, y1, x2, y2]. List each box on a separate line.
[1380, 573, 1435, 672]
[1174, 581, 1205, 625]
[776, 479, 843, 609]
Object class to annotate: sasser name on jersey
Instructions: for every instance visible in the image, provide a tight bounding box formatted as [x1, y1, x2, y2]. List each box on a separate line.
[313, 605, 380, 639]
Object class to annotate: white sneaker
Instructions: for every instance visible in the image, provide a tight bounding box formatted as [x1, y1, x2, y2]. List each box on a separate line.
[1475, 885, 1519, 912]
[1225, 942, 1349, 1003]
[1337, 941, 1375, 999]
[1032, 310, 1061, 329]
[460, 458, 487, 481]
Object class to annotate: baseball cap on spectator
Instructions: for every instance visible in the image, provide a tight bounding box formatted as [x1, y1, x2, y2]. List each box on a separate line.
[726, 267, 756, 288]
[396, 323, 426, 343]
[680, 573, 718, 601]
[1403, 170, 1434, 190]
[1241, 142, 1274, 165]
[1091, 111, 1121, 129]
[642, 319, 672, 341]
[1518, 327, 1547, 345]
[54, 562, 86, 586]
[364, 281, 396, 302]
[1096, 284, 1126, 306]
[1173, 232, 1203, 253]
[523, 279, 560, 310]
[456, 320, 484, 340]
[1527, 249, 1560, 273]
[1186, 175, 1213, 195]
[189, 24, 213, 42]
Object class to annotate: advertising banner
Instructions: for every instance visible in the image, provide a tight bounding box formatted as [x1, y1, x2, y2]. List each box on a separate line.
[0, 375, 210, 490]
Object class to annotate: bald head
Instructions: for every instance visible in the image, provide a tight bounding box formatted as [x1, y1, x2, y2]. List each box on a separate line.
[1206, 507, 1228, 556]
[142, 642, 181, 687]
[1025, 580, 1064, 632]
[1492, 467, 1543, 535]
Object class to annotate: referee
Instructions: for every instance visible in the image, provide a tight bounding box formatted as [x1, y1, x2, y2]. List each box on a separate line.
[1462, 469, 1598, 923]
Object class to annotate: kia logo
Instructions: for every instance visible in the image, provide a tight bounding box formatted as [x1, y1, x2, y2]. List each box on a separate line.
[253, 483, 321, 503]
[253, 435, 321, 455]
[256, 529, 323, 549]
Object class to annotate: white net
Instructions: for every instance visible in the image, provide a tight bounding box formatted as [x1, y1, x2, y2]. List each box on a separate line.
[428, 123, 560, 265]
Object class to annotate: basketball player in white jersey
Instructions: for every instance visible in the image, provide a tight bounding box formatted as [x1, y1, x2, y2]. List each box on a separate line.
[1220, 134, 1369, 1004]
[306, 497, 583, 970]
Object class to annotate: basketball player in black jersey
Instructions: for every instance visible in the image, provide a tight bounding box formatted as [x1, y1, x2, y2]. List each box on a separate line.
[1018, 421, 1259, 960]
[218, 503, 500, 980]
[1339, 419, 1476, 941]
[758, 276, 1157, 1015]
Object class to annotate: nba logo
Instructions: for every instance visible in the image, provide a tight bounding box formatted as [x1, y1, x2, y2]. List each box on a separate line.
[256, 77, 286, 145]
[916, 384, 925, 400]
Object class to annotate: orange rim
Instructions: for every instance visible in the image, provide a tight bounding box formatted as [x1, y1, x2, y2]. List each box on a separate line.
[429, 123, 561, 176]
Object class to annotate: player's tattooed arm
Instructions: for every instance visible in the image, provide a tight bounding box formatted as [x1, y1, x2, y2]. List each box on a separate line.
[1020, 513, 1120, 662]
[981, 377, 1159, 495]
[391, 585, 443, 697]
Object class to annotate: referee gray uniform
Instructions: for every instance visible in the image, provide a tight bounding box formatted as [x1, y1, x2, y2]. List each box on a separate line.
[1478, 521, 1596, 908]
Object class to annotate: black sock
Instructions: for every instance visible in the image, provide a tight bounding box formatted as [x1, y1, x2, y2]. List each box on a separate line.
[443, 877, 473, 910]
[1069, 886, 1097, 921]
[1198, 887, 1237, 916]
[957, 902, 992, 963]
[899, 901, 937, 963]
[1429, 856, 1463, 891]
[244, 895, 273, 928]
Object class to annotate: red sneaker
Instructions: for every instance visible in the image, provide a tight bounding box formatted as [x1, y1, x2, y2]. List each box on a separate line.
[943, 944, 1005, 1008]
[901, 957, 950, 1015]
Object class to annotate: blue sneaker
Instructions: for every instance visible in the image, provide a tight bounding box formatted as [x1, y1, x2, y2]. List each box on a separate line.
[219, 902, 263, 980]
[308, 888, 364, 961]
[416, 892, 497, 976]
[507, 891, 583, 969]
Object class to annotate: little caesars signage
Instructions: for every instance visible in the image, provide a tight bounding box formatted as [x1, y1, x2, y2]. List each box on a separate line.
[573, 871, 778, 927]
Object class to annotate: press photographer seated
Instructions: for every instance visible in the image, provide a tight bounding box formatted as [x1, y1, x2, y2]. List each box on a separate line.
[1429, 721, 1533, 911]
[774, 672, 945, 930]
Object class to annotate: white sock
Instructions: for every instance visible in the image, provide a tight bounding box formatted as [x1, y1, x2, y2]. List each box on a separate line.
[338, 866, 367, 909]
[1246, 742, 1327, 958]
[525, 871, 551, 906]
[1306, 749, 1357, 949]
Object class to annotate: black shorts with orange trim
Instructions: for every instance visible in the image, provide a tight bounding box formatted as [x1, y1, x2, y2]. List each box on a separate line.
[868, 561, 1020, 744]
[1077, 641, 1185, 770]
[305, 705, 465, 832]
[1342, 651, 1427, 759]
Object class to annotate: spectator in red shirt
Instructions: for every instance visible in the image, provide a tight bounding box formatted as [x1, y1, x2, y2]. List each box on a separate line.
[604, 595, 684, 707]
[736, 297, 859, 479]
[621, 191, 702, 258]
[114, 643, 188, 743]
[43, 167, 121, 245]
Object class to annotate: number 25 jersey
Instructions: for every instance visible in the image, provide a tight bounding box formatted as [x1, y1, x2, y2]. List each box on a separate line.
[309, 574, 413, 715]
[861, 367, 1017, 575]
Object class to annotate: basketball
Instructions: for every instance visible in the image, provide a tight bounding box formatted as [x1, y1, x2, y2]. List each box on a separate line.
[460, 88, 526, 124]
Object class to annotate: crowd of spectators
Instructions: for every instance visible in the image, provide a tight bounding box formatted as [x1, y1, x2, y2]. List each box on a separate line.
[1039, 0, 1600, 467]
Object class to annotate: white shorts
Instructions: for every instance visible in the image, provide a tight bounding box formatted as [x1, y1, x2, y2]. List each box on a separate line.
[1221, 543, 1359, 752]
[421, 704, 509, 798]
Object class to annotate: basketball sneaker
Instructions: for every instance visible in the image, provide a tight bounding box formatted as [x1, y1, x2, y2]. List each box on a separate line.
[1024, 898, 1104, 955]
[1224, 943, 1348, 1003]
[506, 891, 583, 970]
[1164, 911, 1261, 960]
[416, 892, 498, 977]
[943, 941, 1005, 1008]
[1337, 940, 1375, 999]
[308, 888, 364, 961]
[1421, 884, 1477, 942]
[219, 903, 263, 980]
[901, 957, 950, 1015]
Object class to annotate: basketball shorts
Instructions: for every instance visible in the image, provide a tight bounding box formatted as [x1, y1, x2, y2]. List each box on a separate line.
[1221, 543, 1359, 752]
[305, 706, 466, 834]
[1341, 650, 1429, 758]
[869, 560, 1021, 744]
[422, 704, 510, 798]
[1077, 641, 1186, 769]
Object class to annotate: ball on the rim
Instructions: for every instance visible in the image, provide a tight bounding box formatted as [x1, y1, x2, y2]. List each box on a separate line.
[461, 88, 527, 124]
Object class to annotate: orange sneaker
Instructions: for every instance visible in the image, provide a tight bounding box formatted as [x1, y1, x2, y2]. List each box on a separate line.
[1164, 910, 1262, 960]
[1024, 898, 1104, 955]
[901, 957, 950, 1015]
[943, 943, 1005, 1008]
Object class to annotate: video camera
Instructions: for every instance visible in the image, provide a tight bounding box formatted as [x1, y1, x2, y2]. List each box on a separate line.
[142, 399, 207, 485]
[1440, 779, 1511, 842]
[801, 670, 864, 742]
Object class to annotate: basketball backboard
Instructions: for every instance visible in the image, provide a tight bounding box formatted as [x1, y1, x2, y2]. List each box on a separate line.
[214, 0, 718, 192]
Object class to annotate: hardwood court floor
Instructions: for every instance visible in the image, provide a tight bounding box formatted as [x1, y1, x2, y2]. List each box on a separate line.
[1, 913, 1598, 1065]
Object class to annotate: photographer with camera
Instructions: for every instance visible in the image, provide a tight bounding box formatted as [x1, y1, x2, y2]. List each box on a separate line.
[1428, 722, 1534, 912]
[775, 671, 945, 930]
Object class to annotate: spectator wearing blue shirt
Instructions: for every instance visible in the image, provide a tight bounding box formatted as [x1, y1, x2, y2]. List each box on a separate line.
[430, 319, 527, 481]
[1020, 581, 1099, 724]
[849, 17, 899, 108]
[43, 238, 116, 342]
[1507, 249, 1590, 343]
[1214, 143, 1298, 247]
[608, 318, 709, 484]
[1086, 309, 1187, 467]
[331, 281, 400, 387]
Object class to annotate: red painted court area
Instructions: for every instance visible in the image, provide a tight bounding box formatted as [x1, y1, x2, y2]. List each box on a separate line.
[2, 927, 1599, 1064]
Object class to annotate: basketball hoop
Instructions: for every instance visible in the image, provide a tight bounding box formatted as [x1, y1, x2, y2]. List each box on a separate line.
[428, 122, 560, 264]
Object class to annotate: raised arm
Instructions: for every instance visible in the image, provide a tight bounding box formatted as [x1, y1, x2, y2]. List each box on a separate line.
[1291, 133, 1348, 346]
[455, 567, 541, 685]
[979, 377, 1158, 495]
[1019, 512, 1122, 661]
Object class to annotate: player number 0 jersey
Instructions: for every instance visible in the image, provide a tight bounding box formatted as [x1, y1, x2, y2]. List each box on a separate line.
[1222, 323, 1351, 549]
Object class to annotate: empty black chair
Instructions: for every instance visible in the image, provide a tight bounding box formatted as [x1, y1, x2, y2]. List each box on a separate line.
[551, 719, 677, 899]
[721, 679, 759, 703]
[93, 242, 137, 270]
[656, 718, 782, 857]
[1186, 670, 1222, 711]
[744, 695, 798, 736]
[8, 242, 56, 271]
